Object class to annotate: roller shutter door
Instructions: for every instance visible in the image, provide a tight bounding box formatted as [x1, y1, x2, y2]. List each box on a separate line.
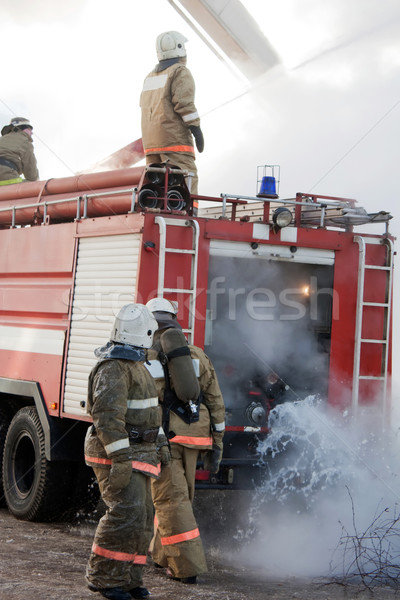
[63, 233, 141, 415]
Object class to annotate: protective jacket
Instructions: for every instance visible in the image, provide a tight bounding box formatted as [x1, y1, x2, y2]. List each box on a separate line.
[140, 59, 200, 158]
[0, 130, 39, 182]
[85, 356, 161, 478]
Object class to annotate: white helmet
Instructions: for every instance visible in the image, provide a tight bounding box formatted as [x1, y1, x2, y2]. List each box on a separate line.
[156, 31, 187, 61]
[111, 303, 157, 348]
[10, 117, 32, 130]
[146, 297, 178, 315]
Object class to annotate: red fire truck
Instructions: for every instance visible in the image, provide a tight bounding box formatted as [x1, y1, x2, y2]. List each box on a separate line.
[0, 163, 394, 521]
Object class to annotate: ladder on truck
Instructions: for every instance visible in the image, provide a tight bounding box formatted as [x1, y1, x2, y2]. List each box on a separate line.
[352, 235, 394, 424]
[155, 216, 200, 344]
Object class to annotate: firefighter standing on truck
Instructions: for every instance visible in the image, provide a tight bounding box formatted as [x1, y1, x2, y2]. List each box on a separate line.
[146, 298, 225, 584]
[140, 31, 204, 196]
[85, 303, 170, 600]
[0, 117, 39, 185]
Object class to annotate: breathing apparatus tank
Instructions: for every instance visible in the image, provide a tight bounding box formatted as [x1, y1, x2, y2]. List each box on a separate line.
[160, 327, 200, 403]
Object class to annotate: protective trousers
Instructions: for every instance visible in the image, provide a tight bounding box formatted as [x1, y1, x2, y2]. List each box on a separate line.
[86, 467, 154, 591]
[151, 444, 207, 578]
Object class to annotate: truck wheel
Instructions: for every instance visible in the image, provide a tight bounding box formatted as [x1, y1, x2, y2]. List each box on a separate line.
[2, 406, 73, 521]
[0, 406, 11, 507]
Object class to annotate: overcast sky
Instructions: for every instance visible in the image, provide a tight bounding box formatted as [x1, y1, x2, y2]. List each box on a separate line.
[1, 0, 399, 396]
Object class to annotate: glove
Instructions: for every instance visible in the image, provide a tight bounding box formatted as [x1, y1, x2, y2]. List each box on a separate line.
[159, 445, 171, 466]
[156, 433, 171, 466]
[203, 443, 223, 474]
[189, 125, 204, 153]
[109, 458, 132, 492]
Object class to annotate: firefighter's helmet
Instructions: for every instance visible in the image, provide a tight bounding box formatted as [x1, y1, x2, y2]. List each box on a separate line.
[146, 297, 178, 315]
[156, 31, 187, 61]
[10, 117, 32, 130]
[111, 303, 157, 348]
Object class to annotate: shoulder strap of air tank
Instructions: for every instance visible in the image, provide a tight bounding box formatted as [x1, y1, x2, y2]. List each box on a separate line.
[159, 354, 174, 434]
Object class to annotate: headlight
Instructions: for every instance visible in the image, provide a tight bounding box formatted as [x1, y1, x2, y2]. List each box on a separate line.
[272, 206, 292, 228]
[267, 371, 279, 384]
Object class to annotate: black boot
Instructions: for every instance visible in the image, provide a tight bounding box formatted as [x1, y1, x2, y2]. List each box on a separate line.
[88, 583, 132, 600]
[129, 587, 150, 599]
[166, 570, 197, 585]
[180, 576, 197, 584]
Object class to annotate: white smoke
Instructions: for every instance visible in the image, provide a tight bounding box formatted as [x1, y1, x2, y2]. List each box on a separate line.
[230, 396, 400, 580]
[205, 253, 334, 412]
[0, 0, 83, 22]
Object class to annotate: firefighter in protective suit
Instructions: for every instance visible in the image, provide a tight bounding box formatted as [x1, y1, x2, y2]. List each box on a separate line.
[85, 304, 170, 600]
[140, 31, 204, 195]
[146, 298, 225, 584]
[0, 117, 39, 185]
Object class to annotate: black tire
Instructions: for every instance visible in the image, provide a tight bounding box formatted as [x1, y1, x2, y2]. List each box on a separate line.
[2, 406, 74, 521]
[0, 406, 11, 508]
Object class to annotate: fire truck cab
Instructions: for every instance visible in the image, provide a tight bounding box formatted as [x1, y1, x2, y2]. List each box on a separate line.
[0, 163, 394, 520]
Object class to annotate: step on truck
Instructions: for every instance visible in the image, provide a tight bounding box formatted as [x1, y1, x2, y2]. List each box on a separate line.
[0, 162, 395, 520]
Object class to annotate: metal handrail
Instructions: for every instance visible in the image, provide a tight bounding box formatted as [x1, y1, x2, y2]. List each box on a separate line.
[0, 187, 138, 227]
[218, 192, 352, 225]
[0, 186, 137, 215]
[1, 183, 392, 233]
[220, 193, 351, 210]
[0, 185, 248, 222]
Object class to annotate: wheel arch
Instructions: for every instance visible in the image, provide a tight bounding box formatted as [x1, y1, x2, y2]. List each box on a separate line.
[0, 378, 87, 462]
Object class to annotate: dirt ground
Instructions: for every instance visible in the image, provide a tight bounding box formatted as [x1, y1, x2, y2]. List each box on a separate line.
[0, 494, 398, 600]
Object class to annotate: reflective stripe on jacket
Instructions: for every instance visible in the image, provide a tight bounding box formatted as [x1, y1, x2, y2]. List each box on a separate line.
[84, 454, 161, 478]
[0, 177, 23, 185]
